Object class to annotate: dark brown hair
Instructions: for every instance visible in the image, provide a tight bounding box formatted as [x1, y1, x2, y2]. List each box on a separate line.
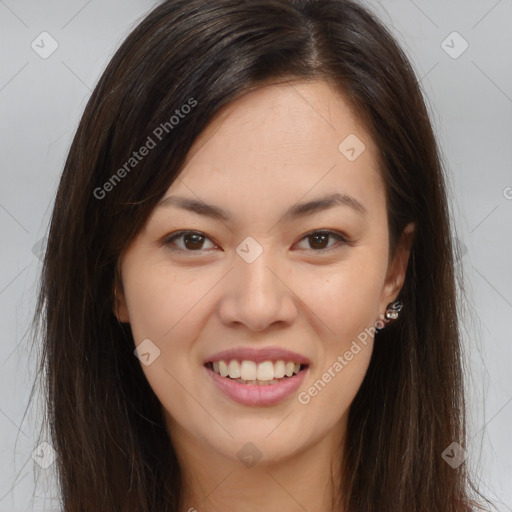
[33, 0, 492, 510]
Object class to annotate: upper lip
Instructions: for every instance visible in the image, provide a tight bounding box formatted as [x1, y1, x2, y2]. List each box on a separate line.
[204, 346, 311, 365]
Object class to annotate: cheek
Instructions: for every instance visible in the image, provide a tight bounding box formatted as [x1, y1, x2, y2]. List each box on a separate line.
[120, 261, 214, 418]
[121, 256, 209, 345]
[123, 275, 175, 343]
[291, 254, 387, 343]
[293, 261, 383, 427]
[120, 260, 219, 406]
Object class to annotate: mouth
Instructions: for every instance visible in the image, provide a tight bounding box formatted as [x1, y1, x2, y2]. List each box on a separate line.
[204, 356, 310, 407]
[203, 346, 311, 406]
[204, 359, 309, 385]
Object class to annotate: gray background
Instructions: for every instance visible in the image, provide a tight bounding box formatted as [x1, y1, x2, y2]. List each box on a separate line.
[0, 1, 511, 510]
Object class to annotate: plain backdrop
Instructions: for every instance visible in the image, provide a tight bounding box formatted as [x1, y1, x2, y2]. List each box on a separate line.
[0, 1, 511, 510]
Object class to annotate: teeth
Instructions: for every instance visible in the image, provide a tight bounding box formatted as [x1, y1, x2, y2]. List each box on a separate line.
[240, 360, 257, 380]
[219, 360, 229, 377]
[228, 360, 241, 378]
[274, 360, 285, 378]
[231, 378, 282, 385]
[257, 361, 274, 381]
[209, 359, 304, 382]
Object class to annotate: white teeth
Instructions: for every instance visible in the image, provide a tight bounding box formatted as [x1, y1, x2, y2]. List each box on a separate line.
[219, 360, 229, 377]
[274, 360, 285, 378]
[209, 359, 304, 382]
[240, 360, 257, 380]
[228, 360, 241, 378]
[257, 361, 274, 381]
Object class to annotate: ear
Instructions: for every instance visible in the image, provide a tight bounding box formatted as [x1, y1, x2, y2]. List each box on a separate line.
[113, 273, 130, 323]
[379, 222, 415, 315]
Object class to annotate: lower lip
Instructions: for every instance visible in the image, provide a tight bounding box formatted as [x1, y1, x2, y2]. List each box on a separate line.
[205, 365, 308, 407]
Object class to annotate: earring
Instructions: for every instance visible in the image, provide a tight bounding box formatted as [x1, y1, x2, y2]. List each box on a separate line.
[384, 300, 403, 321]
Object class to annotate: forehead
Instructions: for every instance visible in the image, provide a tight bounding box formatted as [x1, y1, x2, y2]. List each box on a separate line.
[185, 80, 371, 161]
[169, 80, 384, 223]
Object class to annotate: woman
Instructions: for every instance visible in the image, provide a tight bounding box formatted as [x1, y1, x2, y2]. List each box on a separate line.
[34, 0, 493, 510]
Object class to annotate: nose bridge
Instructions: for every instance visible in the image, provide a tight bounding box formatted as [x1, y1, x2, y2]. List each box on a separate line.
[238, 248, 277, 296]
[218, 243, 297, 330]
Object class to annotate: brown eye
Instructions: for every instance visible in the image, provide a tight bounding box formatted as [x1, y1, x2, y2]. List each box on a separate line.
[183, 233, 205, 250]
[164, 231, 218, 252]
[295, 230, 349, 251]
[308, 232, 330, 250]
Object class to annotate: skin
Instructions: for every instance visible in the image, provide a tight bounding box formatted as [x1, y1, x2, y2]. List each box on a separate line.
[116, 80, 414, 512]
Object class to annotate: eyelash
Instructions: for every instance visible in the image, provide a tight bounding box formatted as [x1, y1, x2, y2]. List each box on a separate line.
[161, 229, 351, 255]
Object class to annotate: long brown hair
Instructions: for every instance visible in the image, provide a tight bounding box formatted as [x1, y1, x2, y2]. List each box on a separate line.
[33, 0, 492, 510]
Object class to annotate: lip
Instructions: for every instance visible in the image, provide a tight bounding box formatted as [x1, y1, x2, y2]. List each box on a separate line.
[205, 364, 309, 407]
[204, 346, 311, 365]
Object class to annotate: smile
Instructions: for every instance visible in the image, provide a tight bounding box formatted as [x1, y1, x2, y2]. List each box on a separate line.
[206, 359, 307, 385]
[204, 360, 309, 407]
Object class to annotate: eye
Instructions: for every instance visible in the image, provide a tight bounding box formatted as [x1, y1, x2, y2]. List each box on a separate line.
[163, 231, 219, 253]
[294, 230, 349, 251]
[162, 229, 350, 254]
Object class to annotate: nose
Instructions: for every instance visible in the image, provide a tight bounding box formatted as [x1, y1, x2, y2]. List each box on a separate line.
[216, 251, 298, 332]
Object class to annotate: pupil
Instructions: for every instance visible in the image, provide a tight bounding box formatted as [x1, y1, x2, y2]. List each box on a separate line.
[185, 233, 204, 250]
[310, 233, 327, 249]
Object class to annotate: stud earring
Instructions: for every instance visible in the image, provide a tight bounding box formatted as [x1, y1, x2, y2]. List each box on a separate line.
[384, 300, 403, 321]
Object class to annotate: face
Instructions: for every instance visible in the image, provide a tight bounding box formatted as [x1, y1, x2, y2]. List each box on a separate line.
[116, 80, 413, 471]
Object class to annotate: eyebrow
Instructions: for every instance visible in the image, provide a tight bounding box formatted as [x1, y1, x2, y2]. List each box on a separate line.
[157, 192, 367, 221]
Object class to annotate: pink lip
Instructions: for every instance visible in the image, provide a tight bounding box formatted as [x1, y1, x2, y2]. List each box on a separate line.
[204, 346, 311, 365]
[205, 364, 309, 407]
